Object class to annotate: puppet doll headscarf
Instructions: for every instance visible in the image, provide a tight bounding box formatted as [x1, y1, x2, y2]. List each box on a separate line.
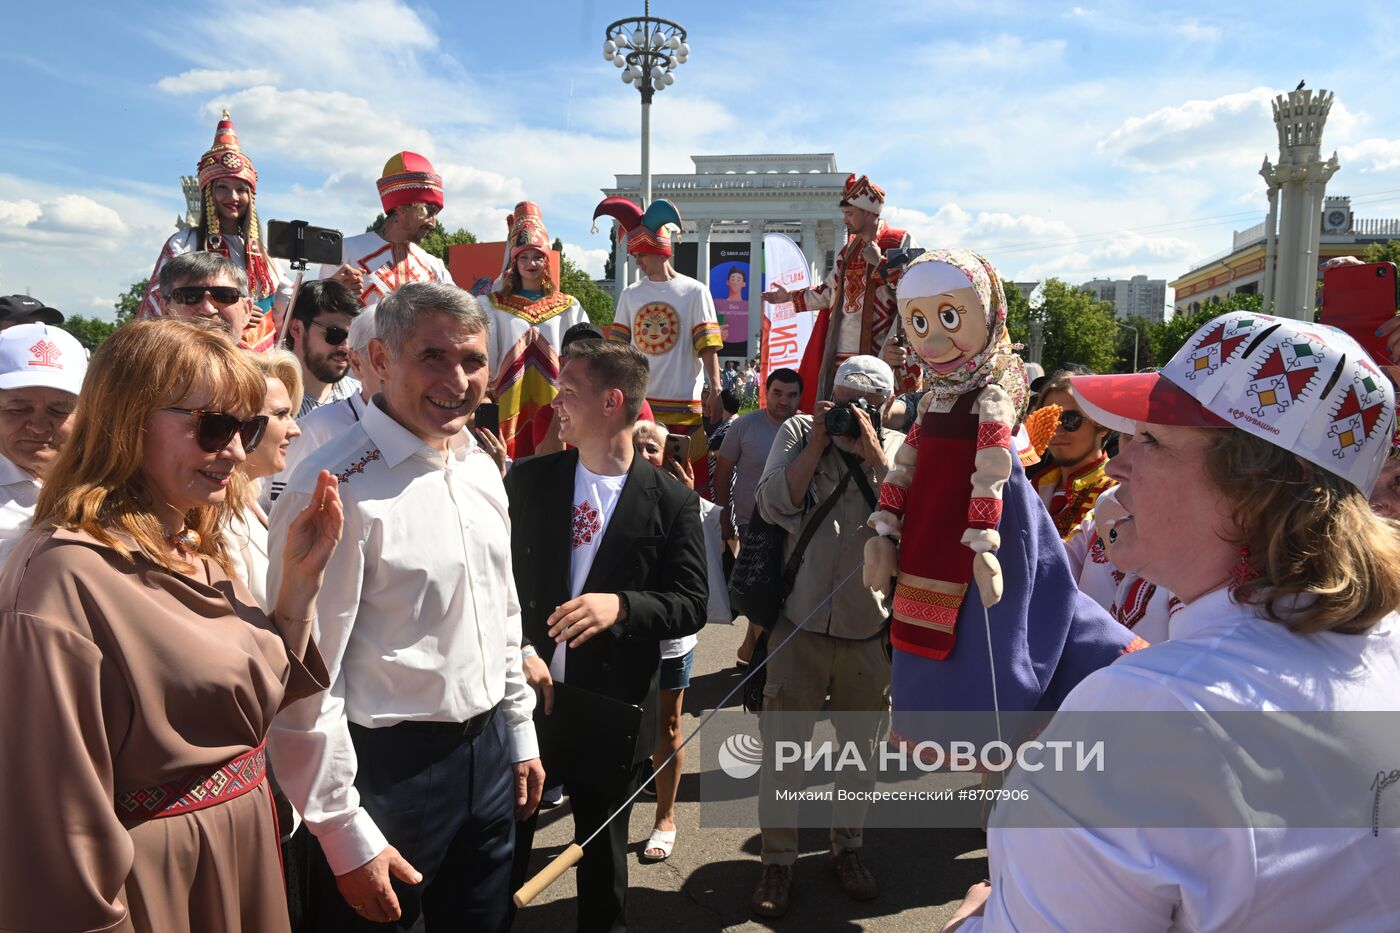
[897, 247, 1027, 414]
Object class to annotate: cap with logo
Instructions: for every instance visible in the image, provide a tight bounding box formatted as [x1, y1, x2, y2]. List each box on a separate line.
[0, 295, 64, 327]
[0, 324, 88, 396]
[1071, 312, 1396, 494]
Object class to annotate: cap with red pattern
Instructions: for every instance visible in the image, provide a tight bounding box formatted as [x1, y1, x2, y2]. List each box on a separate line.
[196, 110, 258, 191]
[839, 174, 885, 215]
[377, 151, 444, 213]
[1072, 311, 1396, 493]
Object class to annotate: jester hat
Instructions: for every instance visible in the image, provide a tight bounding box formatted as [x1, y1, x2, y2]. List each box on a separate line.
[592, 197, 683, 257]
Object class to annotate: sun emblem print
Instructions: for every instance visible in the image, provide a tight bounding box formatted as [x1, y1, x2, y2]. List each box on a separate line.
[633, 302, 681, 356]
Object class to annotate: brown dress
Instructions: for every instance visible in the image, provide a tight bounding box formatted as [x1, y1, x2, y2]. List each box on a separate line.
[0, 526, 327, 933]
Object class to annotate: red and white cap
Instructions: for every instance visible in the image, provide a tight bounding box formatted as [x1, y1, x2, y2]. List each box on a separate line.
[0, 323, 88, 396]
[1072, 311, 1396, 494]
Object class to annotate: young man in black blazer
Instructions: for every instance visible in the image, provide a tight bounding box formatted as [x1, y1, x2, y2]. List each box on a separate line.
[505, 339, 708, 933]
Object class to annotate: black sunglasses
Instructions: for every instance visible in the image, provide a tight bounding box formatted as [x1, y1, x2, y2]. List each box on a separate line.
[167, 285, 245, 307]
[1057, 410, 1087, 432]
[164, 407, 269, 453]
[308, 320, 350, 346]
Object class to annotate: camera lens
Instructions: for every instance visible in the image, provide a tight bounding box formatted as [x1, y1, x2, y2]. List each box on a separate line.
[824, 405, 856, 438]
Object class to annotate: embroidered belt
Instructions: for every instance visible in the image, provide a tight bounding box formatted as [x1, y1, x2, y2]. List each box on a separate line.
[116, 742, 268, 823]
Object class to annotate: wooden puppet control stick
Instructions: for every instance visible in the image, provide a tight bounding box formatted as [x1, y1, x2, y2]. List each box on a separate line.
[514, 843, 584, 907]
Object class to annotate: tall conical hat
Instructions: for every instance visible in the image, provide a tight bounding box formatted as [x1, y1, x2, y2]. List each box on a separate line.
[196, 110, 258, 191]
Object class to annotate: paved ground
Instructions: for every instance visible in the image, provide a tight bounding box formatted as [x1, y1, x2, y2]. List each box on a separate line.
[512, 620, 989, 932]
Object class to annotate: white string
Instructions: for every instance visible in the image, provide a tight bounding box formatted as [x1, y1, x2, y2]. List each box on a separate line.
[575, 562, 867, 850]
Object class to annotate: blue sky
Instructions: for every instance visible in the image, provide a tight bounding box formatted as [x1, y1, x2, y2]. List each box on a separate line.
[3, 0, 1399, 318]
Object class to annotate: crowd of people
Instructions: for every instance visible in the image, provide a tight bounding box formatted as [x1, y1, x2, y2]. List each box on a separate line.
[0, 112, 1398, 933]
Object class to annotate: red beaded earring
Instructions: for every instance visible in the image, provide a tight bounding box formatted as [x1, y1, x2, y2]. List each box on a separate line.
[1231, 545, 1258, 589]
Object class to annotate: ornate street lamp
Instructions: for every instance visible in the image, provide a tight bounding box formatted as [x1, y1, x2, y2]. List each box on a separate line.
[603, 2, 689, 208]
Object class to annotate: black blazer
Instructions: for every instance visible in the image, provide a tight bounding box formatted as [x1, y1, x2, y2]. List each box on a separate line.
[504, 449, 709, 767]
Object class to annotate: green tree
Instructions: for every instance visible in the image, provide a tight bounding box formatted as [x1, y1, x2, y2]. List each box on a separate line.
[559, 253, 615, 328]
[60, 314, 119, 350]
[115, 278, 147, 325]
[366, 215, 476, 261]
[1007, 279, 1121, 374]
[1116, 314, 1155, 372]
[1363, 241, 1400, 266]
[1148, 292, 1263, 365]
[603, 226, 617, 282]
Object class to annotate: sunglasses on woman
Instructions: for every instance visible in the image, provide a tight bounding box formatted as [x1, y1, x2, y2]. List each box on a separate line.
[308, 320, 350, 346]
[167, 285, 245, 307]
[164, 407, 269, 453]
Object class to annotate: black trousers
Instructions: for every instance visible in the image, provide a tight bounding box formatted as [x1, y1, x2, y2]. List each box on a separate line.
[512, 760, 648, 933]
[317, 710, 516, 933]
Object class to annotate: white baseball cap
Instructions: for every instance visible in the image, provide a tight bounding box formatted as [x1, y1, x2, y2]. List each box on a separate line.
[1071, 312, 1395, 494]
[834, 355, 895, 399]
[0, 323, 88, 396]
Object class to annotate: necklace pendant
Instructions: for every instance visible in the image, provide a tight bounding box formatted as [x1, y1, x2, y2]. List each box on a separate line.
[170, 527, 202, 554]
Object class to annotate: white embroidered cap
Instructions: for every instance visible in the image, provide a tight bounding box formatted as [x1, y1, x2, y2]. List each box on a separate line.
[1072, 312, 1396, 494]
[0, 323, 88, 396]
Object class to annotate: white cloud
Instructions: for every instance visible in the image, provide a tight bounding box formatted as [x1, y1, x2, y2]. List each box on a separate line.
[560, 242, 609, 278]
[0, 193, 128, 241]
[922, 34, 1066, 70]
[884, 203, 1077, 251]
[1338, 138, 1400, 174]
[1097, 86, 1278, 171]
[1018, 232, 1197, 282]
[156, 68, 280, 95]
[0, 199, 42, 228]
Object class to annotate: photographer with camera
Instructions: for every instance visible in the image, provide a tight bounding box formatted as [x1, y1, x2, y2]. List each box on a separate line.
[747, 355, 904, 918]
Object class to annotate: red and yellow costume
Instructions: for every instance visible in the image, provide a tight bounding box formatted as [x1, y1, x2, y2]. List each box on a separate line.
[1032, 452, 1114, 541]
[483, 202, 587, 458]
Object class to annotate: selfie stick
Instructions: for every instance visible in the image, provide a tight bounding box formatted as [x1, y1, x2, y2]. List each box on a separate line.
[514, 562, 867, 907]
[274, 220, 313, 350]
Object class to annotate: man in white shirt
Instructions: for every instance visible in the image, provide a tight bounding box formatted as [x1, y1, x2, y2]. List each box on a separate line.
[319, 151, 453, 309]
[0, 323, 86, 562]
[269, 281, 542, 932]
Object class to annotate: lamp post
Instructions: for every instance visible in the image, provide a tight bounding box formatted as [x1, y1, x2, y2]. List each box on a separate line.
[604, 2, 689, 209]
[1115, 320, 1139, 373]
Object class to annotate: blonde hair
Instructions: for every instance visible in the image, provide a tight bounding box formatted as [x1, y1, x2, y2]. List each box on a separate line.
[633, 420, 668, 445]
[243, 348, 305, 415]
[34, 320, 265, 573]
[1206, 428, 1400, 635]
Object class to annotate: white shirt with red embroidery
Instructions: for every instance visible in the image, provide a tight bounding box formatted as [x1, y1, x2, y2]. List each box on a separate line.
[550, 462, 629, 682]
[317, 231, 452, 308]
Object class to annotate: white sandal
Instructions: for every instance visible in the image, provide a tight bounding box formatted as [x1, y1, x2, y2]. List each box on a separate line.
[640, 828, 677, 862]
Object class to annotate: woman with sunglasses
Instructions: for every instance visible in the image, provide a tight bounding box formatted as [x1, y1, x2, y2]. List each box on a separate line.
[1031, 368, 1115, 540]
[0, 320, 342, 933]
[228, 349, 305, 609]
[139, 111, 289, 352]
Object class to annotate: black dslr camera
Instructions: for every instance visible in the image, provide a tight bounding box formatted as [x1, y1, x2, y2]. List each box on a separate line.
[823, 397, 882, 439]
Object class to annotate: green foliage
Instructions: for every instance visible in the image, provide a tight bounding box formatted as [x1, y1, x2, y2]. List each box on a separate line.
[115, 278, 147, 325]
[1363, 241, 1400, 266]
[603, 226, 617, 281]
[1149, 292, 1262, 365]
[1007, 278, 1121, 374]
[60, 315, 119, 350]
[559, 253, 615, 328]
[1116, 314, 1155, 372]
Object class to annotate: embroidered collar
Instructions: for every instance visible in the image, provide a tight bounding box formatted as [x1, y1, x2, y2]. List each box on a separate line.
[488, 290, 576, 325]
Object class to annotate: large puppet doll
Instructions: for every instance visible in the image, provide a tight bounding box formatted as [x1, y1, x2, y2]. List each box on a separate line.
[864, 248, 1144, 726]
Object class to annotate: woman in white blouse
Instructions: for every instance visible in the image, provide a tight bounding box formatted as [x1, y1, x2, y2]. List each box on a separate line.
[945, 313, 1400, 931]
[230, 349, 303, 608]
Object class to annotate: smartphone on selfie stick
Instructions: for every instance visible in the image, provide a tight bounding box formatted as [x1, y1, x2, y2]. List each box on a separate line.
[265, 220, 345, 349]
[1321, 261, 1399, 365]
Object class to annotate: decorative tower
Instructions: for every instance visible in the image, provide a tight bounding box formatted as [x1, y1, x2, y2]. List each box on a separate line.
[1259, 88, 1340, 320]
[177, 175, 202, 231]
